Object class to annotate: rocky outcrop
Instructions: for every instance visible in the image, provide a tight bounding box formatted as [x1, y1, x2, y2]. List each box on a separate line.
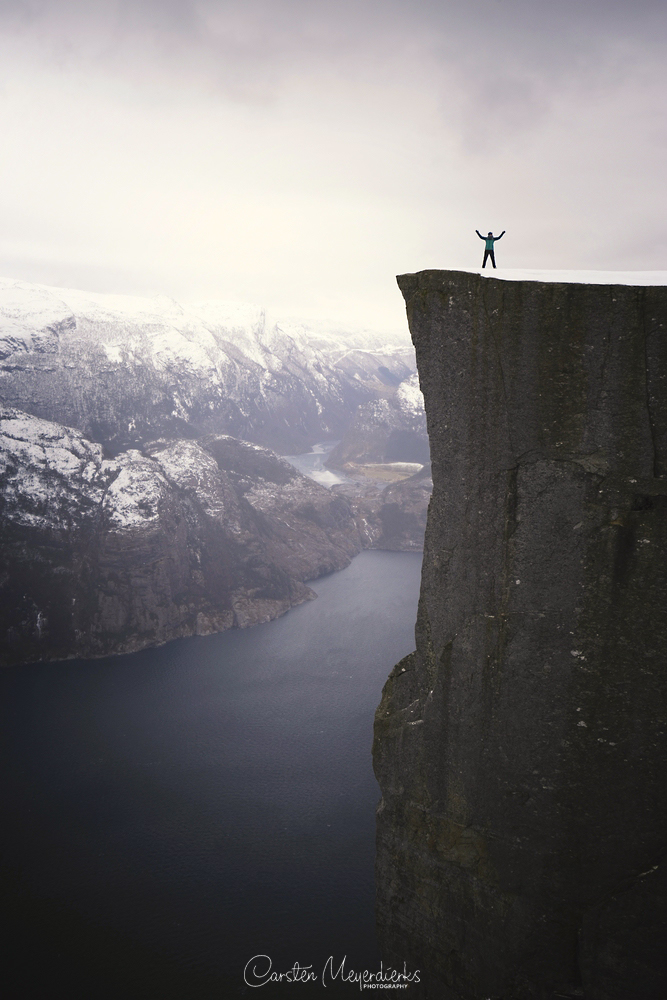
[374, 270, 667, 998]
[0, 278, 414, 456]
[326, 374, 430, 470]
[0, 408, 364, 666]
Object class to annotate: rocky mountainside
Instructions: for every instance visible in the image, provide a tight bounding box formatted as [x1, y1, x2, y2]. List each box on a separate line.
[0, 407, 367, 667]
[0, 276, 431, 667]
[326, 373, 430, 470]
[0, 278, 415, 456]
[332, 465, 432, 551]
[1, 404, 431, 667]
[374, 269, 667, 999]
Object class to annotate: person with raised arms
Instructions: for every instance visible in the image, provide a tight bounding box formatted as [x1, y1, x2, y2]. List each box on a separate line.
[476, 229, 505, 268]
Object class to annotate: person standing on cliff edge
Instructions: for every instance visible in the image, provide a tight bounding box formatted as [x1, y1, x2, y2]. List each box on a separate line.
[476, 229, 505, 268]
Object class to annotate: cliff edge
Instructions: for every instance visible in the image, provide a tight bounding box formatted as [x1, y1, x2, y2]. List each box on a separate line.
[373, 270, 667, 999]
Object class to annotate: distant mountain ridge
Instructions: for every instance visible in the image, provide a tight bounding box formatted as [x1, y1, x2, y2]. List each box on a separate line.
[0, 277, 416, 456]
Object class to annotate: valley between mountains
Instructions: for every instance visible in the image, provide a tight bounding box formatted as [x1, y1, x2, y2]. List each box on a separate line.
[0, 278, 431, 666]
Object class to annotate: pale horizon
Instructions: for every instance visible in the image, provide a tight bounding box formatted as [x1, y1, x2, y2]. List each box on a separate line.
[0, 0, 665, 333]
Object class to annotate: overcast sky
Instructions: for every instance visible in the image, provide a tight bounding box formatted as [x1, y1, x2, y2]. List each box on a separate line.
[0, 0, 665, 331]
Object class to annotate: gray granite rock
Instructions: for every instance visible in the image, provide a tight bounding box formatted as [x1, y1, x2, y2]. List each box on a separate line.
[374, 270, 667, 999]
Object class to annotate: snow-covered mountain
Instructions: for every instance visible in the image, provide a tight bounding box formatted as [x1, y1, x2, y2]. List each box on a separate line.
[0, 405, 431, 666]
[0, 278, 416, 455]
[0, 405, 368, 665]
[0, 278, 431, 665]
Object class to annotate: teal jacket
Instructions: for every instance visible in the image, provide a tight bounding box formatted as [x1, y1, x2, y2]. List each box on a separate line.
[477, 230, 505, 250]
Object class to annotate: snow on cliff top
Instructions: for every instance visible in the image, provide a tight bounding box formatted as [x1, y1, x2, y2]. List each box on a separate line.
[471, 269, 667, 286]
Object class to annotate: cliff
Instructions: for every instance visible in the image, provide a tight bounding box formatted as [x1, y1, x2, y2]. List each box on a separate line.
[373, 270, 667, 999]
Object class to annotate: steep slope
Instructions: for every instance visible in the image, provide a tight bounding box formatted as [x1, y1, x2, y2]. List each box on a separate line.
[0, 278, 414, 456]
[0, 407, 364, 666]
[374, 270, 667, 999]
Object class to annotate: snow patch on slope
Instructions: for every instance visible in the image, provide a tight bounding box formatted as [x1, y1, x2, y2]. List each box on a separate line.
[397, 375, 424, 418]
[103, 451, 167, 530]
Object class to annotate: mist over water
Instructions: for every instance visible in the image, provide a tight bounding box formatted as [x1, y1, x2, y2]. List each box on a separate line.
[0, 550, 422, 998]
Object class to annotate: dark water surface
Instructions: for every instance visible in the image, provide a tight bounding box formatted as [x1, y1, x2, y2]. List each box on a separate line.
[0, 551, 422, 999]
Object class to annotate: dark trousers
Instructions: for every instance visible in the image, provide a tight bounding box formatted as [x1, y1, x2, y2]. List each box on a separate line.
[482, 248, 496, 268]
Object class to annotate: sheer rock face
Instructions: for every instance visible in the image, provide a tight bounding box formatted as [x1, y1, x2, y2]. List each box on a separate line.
[373, 271, 667, 999]
[0, 408, 364, 666]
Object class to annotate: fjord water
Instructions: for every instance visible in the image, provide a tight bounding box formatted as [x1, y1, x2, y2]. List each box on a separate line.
[0, 550, 422, 998]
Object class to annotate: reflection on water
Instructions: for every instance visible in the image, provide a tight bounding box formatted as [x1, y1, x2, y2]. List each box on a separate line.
[0, 550, 422, 998]
[284, 441, 347, 487]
